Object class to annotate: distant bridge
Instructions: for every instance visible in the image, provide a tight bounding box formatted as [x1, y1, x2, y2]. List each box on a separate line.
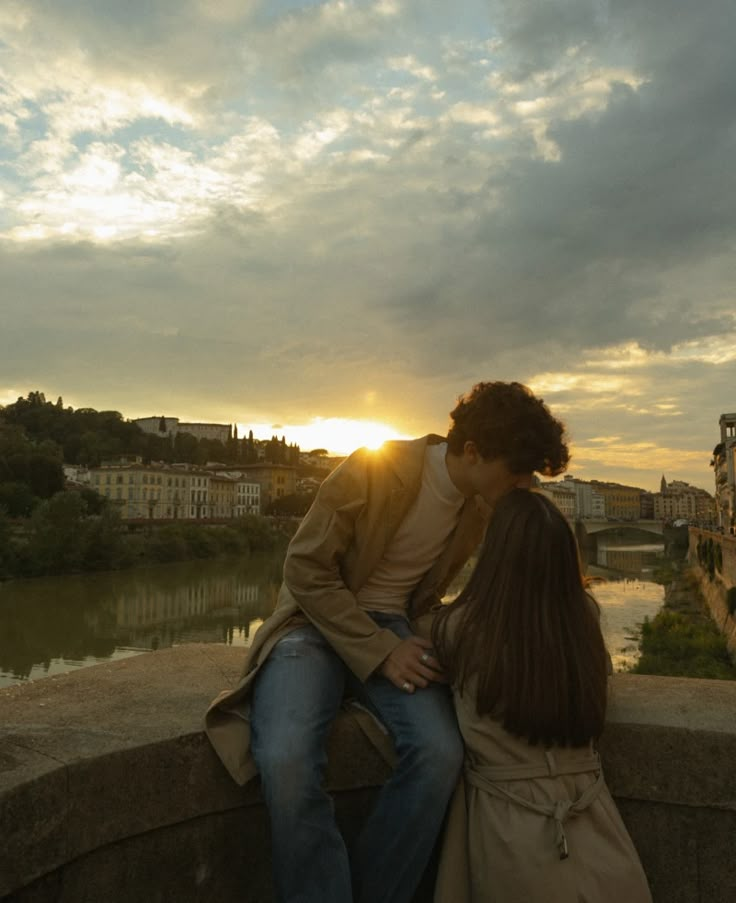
[576, 518, 666, 538]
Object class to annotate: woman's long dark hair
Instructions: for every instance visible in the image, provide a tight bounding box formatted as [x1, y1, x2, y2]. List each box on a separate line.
[432, 489, 608, 747]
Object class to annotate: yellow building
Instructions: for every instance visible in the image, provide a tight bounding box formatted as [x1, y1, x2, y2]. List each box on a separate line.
[590, 481, 642, 520]
[239, 464, 297, 511]
[209, 475, 238, 519]
[90, 462, 211, 520]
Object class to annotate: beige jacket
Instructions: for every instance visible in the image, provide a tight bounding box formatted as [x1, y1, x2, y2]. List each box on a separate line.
[205, 435, 487, 785]
[427, 612, 652, 903]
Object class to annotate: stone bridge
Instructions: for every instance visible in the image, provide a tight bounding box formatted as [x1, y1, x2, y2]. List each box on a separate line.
[577, 518, 666, 538]
[1, 646, 735, 903]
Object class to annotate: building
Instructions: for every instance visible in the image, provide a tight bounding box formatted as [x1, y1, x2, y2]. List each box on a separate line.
[237, 463, 298, 511]
[589, 481, 642, 521]
[178, 422, 231, 443]
[559, 475, 602, 519]
[209, 474, 238, 519]
[208, 473, 262, 518]
[234, 479, 261, 516]
[543, 476, 605, 520]
[640, 492, 654, 520]
[539, 483, 576, 520]
[132, 417, 231, 444]
[653, 476, 715, 524]
[712, 413, 736, 532]
[132, 416, 179, 437]
[90, 461, 211, 520]
[63, 464, 91, 486]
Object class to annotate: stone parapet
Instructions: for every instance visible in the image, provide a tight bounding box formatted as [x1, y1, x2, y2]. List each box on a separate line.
[1, 646, 735, 902]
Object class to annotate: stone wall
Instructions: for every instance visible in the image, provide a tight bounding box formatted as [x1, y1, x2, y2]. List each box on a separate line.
[2, 646, 735, 903]
[688, 528, 736, 659]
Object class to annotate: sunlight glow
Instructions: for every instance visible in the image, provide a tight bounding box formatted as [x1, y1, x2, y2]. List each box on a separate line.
[241, 418, 409, 455]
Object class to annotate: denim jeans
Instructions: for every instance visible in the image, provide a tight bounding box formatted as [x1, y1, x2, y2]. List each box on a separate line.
[250, 613, 463, 903]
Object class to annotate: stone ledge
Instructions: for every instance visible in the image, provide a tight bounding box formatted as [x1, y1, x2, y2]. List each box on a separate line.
[1, 645, 735, 902]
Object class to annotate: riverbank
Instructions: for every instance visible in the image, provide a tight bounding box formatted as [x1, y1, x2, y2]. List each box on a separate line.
[0, 499, 291, 581]
[631, 564, 736, 680]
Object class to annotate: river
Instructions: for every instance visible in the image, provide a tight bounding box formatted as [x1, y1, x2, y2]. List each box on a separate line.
[0, 533, 673, 687]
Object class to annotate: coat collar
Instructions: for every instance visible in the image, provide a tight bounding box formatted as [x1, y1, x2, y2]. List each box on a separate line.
[378, 435, 446, 542]
[380, 434, 447, 492]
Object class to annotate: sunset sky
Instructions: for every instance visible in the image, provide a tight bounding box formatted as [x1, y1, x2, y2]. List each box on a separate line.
[1, 0, 734, 491]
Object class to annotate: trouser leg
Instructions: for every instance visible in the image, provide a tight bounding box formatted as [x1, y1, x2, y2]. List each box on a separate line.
[250, 626, 351, 903]
[349, 613, 464, 903]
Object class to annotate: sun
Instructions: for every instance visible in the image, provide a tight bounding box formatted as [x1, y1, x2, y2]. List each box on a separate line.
[292, 418, 408, 454]
[243, 418, 409, 455]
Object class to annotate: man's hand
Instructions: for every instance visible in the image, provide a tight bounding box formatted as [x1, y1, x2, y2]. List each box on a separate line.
[378, 636, 447, 693]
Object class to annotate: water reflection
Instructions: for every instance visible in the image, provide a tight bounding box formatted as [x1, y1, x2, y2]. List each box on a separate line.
[0, 556, 283, 687]
[0, 532, 673, 686]
[587, 535, 666, 671]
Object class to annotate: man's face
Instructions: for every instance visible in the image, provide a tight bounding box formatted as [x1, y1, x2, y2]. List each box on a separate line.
[462, 443, 532, 507]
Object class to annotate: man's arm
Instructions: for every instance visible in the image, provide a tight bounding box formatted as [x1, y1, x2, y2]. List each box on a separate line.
[285, 446, 446, 690]
[283, 448, 404, 682]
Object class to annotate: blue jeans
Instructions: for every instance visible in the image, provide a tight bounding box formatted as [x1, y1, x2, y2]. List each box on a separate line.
[250, 613, 463, 903]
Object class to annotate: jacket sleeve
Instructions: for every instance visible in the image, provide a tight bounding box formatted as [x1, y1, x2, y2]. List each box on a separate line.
[282, 448, 403, 682]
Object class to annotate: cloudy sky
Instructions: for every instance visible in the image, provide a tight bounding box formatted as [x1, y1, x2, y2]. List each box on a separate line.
[1, 0, 734, 490]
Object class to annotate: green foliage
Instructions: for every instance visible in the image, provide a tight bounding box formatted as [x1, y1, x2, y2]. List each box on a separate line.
[83, 507, 127, 571]
[0, 508, 18, 578]
[650, 559, 677, 586]
[0, 391, 300, 469]
[0, 481, 38, 517]
[77, 487, 108, 515]
[180, 525, 222, 558]
[632, 610, 736, 680]
[235, 515, 287, 554]
[727, 587, 736, 618]
[697, 536, 717, 580]
[0, 422, 64, 507]
[0, 497, 288, 579]
[267, 491, 317, 517]
[23, 491, 90, 575]
[714, 542, 723, 574]
[145, 527, 190, 563]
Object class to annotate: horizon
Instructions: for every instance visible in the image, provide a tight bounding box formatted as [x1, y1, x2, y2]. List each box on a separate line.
[0, 387, 718, 495]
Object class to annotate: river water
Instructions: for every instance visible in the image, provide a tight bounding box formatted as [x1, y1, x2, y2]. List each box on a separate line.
[0, 534, 670, 687]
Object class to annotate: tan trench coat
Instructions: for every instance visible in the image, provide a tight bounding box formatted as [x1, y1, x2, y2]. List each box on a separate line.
[205, 434, 487, 786]
[433, 679, 653, 902]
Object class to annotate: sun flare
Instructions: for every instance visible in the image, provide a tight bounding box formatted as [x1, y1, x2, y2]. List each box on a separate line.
[242, 418, 409, 456]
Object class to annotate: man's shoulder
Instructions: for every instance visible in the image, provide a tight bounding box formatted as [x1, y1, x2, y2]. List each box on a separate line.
[321, 434, 443, 494]
[380, 433, 445, 462]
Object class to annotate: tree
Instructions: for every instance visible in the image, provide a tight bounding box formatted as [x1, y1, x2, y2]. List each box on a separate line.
[0, 481, 37, 517]
[268, 491, 317, 517]
[0, 508, 18, 577]
[25, 491, 89, 575]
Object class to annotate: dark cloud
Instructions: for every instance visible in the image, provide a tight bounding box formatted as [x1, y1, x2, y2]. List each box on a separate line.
[2, 0, 734, 488]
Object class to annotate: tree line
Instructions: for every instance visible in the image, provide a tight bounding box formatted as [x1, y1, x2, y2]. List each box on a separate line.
[0, 391, 308, 578]
[0, 391, 302, 519]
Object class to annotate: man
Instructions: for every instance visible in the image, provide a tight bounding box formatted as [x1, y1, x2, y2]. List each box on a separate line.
[206, 381, 569, 903]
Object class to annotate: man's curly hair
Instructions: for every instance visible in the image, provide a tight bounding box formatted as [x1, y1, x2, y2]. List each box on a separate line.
[446, 381, 569, 476]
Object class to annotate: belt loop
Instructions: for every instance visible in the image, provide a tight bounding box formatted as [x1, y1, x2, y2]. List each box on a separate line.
[544, 749, 557, 777]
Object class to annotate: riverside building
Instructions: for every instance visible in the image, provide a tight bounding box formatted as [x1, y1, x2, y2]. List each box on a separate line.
[89, 459, 260, 520]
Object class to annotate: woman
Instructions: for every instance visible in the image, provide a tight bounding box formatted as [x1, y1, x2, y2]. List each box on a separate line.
[430, 489, 652, 903]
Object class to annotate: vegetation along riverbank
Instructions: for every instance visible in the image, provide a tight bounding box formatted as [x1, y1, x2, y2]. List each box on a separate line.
[631, 564, 736, 680]
[0, 493, 290, 581]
